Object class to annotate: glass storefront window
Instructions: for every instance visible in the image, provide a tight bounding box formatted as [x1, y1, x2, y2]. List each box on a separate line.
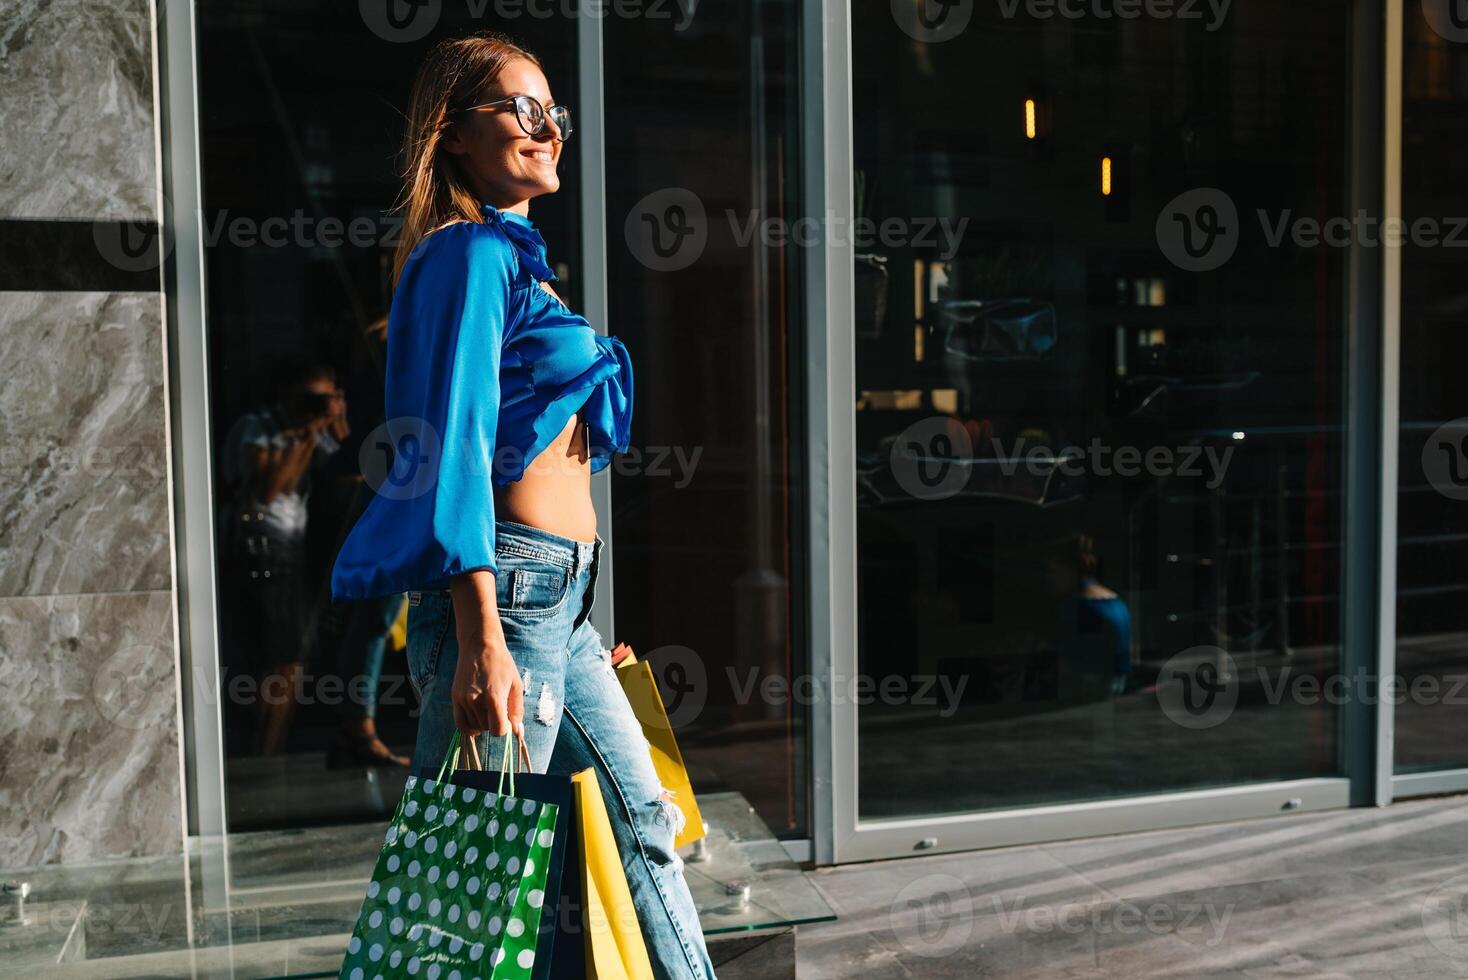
[603, 0, 811, 838]
[1394, 2, 1468, 775]
[852, 1, 1351, 818]
[195, 2, 809, 841]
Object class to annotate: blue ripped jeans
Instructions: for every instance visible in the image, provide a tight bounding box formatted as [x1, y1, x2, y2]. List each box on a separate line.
[404, 519, 716, 980]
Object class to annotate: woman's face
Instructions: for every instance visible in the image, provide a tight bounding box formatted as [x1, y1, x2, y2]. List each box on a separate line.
[443, 58, 563, 209]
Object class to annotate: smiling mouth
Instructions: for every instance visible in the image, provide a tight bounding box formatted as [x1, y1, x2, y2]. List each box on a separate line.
[523, 149, 556, 164]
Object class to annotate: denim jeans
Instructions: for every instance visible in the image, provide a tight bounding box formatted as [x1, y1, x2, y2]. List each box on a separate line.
[403, 519, 717, 980]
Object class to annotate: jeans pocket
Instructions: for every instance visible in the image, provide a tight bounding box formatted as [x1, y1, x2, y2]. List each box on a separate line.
[495, 555, 573, 618]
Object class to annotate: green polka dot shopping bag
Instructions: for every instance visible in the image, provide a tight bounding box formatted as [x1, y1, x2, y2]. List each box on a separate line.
[339, 731, 568, 980]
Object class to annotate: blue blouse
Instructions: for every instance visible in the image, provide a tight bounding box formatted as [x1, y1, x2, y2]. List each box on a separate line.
[329, 204, 633, 601]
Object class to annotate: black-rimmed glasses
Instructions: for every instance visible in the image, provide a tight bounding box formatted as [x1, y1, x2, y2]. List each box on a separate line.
[456, 95, 573, 142]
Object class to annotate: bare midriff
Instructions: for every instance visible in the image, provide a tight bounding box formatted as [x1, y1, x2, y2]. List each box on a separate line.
[492, 408, 597, 545]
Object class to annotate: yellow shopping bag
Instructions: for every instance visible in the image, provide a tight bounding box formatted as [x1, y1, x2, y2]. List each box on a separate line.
[388, 594, 408, 653]
[614, 650, 707, 850]
[572, 770, 655, 979]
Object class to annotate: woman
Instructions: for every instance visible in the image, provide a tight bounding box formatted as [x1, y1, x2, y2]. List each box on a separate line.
[331, 31, 716, 980]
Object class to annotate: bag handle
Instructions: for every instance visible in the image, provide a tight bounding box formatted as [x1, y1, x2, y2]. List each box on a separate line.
[435, 729, 532, 796]
[462, 733, 483, 771]
[434, 730, 479, 785]
[495, 730, 534, 798]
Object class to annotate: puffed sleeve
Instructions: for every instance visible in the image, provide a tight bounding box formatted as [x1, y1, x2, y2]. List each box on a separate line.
[330, 222, 516, 601]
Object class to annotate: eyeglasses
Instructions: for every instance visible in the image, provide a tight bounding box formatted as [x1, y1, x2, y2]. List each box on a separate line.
[456, 95, 573, 142]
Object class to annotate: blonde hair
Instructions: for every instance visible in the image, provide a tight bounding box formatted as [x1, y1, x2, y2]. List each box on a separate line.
[391, 31, 544, 287]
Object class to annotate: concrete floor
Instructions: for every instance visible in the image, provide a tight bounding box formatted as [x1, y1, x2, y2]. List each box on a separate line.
[797, 794, 1468, 979]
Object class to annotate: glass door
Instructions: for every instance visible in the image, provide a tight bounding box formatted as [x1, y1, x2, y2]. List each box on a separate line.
[835, 0, 1359, 858]
[1393, 0, 1468, 793]
[189, 0, 811, 852]
[601, 0, 812, 840]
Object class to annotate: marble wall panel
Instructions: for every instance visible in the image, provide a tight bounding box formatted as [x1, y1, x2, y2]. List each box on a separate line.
[0, 589, 181, 866]
[0, 0, 157, 221]
[0, 292, 171, 598]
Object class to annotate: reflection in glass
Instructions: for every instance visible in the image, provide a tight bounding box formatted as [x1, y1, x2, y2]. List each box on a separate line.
[853, 1, 1351, 817]
[1394, 5, 1468, 775]
[604, 1, 810, 837]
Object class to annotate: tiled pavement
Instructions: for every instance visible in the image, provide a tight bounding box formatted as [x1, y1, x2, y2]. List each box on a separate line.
[797, 794, 1468, 979]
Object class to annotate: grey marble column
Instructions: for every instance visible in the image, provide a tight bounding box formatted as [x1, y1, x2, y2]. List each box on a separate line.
[0, 0, 182, 867]
[0, 0, 159, 223]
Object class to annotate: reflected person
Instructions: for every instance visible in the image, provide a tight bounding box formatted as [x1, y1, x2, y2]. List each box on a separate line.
[1047, 531, 1134, 699]
[219, 360, 346, 754]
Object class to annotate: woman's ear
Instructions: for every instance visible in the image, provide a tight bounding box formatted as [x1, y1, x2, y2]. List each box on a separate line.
[440, 120, 468, 156]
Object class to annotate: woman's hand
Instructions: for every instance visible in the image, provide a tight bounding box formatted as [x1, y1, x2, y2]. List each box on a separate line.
[448, 569, 521, 736]
[451, 641, 522, 737]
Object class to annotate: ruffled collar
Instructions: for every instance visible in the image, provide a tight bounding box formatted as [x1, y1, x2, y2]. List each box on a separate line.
[481, 204, 557, 283]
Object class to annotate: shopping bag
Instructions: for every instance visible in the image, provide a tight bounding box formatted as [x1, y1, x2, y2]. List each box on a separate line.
[388, 594, 408, 653]
[447, 737, 582, 980]
[614, 650, 706, 849]
[339, 732, 563, 980]
[571, 769, 655, 980]
[452, 746, 654, 979]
